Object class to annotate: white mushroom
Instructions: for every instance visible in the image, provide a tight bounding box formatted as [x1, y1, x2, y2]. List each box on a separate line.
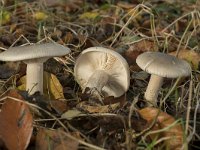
[74, 47, 130, 98]
[136, 52, 191, 106]
[0, 43, 70, 95]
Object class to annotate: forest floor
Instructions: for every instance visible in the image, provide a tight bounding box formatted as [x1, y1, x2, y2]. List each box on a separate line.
[0, 0, 200, 149]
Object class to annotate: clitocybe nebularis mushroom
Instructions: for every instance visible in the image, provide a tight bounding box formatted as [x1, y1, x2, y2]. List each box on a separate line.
[0, 43, 70, 95]
[74, 47, 130, 99]
[136, 52, 191, 106]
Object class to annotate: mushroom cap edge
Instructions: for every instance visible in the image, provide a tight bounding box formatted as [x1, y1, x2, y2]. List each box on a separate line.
[136, 52, 191, 78]
[0, 43, 71, 62]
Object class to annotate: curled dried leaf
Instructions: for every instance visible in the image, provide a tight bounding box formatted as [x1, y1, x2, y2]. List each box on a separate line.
[138, 107, 183, 149]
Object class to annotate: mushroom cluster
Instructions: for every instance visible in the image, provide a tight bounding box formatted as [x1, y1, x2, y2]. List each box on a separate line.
[136, 52, 191, 106]
[0, 43, 71, 95]
[0, 43, 191, 106]
[74, 47, 130, 99]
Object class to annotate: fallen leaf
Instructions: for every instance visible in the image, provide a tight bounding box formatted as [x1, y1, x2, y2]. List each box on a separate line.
[123, 40, 158, 66]
[0, 10, 11, 25]
[17, 71, 65, 100]
[32, 11, 48, 21]
[36, 128, 79, 150]
[43, 0, 83, 12]
[103, 95, 126, 106]
[45, 72, 65, 99]
[138, 107, 183, 149]
[169, 49, 200, 70]
[77, 101, 120, 113]
[50, 100, 68, 115]
[61, 109, 84, 120]
[79, 12, 100, 20]
[117, 1, 136, 9]
[0, 90, 33, 150]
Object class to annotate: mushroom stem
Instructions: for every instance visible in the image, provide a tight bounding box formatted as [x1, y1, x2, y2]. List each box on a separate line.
[145, 74, 163, 106]
[24, 58, 47, 95]
[86, 70, 109, 93]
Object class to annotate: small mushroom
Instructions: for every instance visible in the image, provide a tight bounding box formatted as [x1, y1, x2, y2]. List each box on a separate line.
[136, 52, 191, 106]
[74, 47, 130, 98]
[0, 43, 70, 95]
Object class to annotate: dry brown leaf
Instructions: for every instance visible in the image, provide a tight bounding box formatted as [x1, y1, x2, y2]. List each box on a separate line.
[43, 0, 83, 12]
[103, 95, 126, 106]
[61, 109, 84, 120]
[123, 40, 158, 66]
[77, 101, 120, 113]
[0, 90, 33, 150]
[36, 128, 79, 150]
[117, 1, 136, 9]
[50, 100, 68, 115]
[138, 107, 183, 149]
[169, 49, 200, 70]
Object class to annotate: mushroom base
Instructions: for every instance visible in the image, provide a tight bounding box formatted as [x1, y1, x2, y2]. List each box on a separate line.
[144, 74, 163, 106]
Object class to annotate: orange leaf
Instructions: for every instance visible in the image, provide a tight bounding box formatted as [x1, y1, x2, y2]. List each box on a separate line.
[0, 90, 33, 150]
[138, 107, 183, 149]
[169, 49, 200, 70]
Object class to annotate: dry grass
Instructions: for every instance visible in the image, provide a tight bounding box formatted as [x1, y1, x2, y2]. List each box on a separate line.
[0, 0, 200, 149]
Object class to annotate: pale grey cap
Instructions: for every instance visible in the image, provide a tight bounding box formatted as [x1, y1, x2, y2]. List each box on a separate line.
[136, 52, 191, 78]
[0, 43, 70, 61]
[74, 47, 130, 97]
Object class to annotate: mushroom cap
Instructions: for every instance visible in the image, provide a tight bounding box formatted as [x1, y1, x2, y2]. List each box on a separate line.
[74, 47, 130, 97]
[136, 52, 191, 78]
[0, 43, 70, 61]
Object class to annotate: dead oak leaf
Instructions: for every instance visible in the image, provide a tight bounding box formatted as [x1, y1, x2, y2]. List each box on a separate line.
[0, 90, 33, 150]
[138, 107, 183, 149]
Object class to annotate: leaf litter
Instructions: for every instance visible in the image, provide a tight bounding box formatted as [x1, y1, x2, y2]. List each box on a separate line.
[0, 90, 33, 150]
[0, 0, 200, 149]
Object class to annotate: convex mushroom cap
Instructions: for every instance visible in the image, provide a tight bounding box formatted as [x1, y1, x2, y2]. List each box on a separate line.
[0, 43, 70, 61]
[136, 52, 191, 106]
[74, 47, 130, 97]
[0, 43, 71, 95]
[136, 52, 191, 78]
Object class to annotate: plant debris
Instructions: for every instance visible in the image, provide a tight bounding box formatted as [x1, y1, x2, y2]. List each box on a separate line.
[0, 0, 199, 149]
